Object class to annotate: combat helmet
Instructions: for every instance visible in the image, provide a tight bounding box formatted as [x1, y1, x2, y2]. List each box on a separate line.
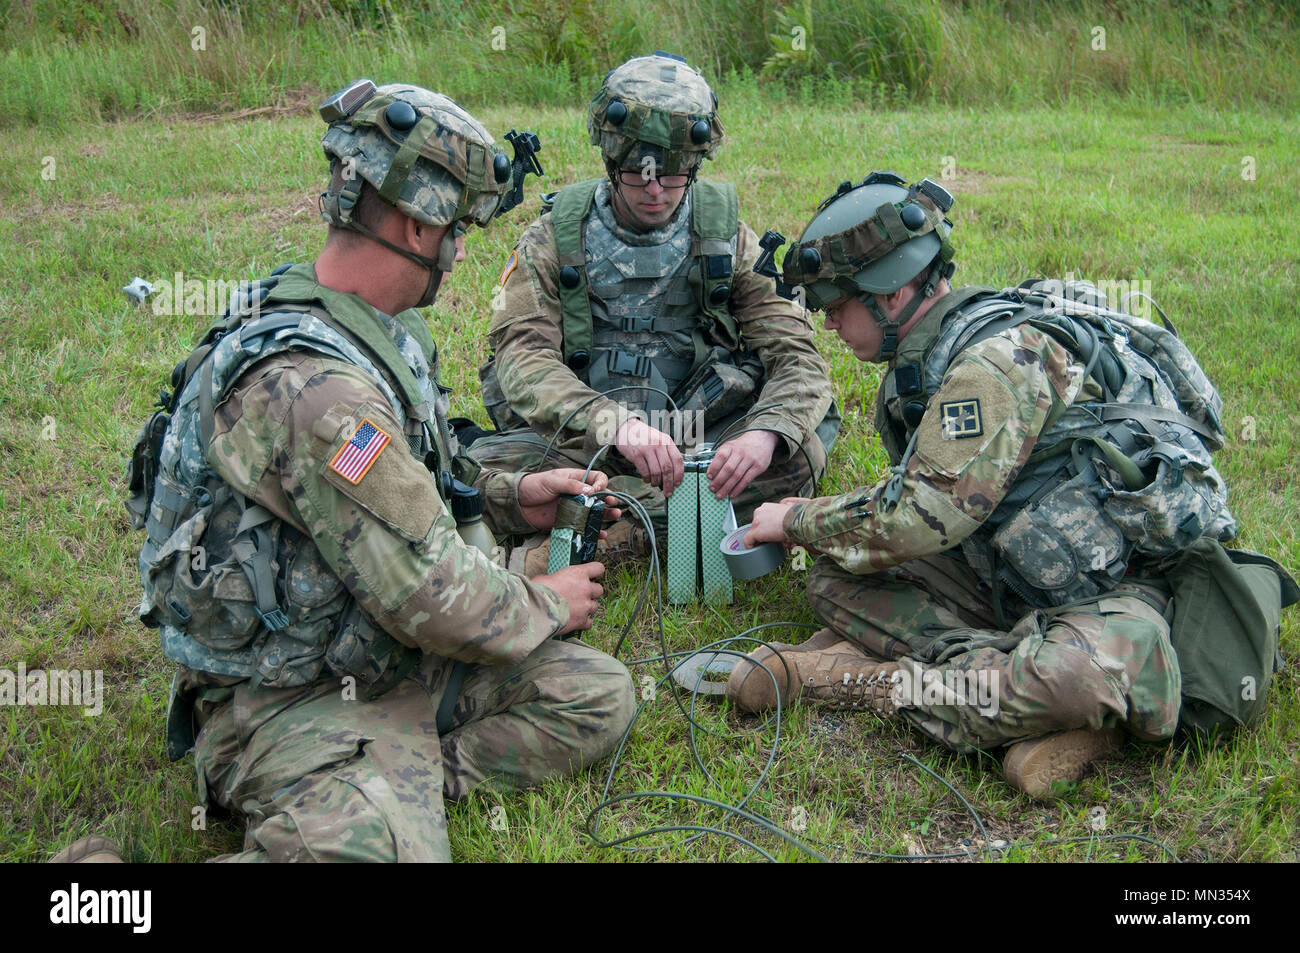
[587, 52, 724, 179]
[785, 172, 956, 359]
[317, 79, 514, 304]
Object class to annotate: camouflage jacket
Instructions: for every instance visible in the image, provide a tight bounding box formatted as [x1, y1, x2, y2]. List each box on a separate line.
[484, 181, 834, 455]
[137, 265, 573, 688]
[207, 346, 568, 668]
[784, 290, 1091, 575]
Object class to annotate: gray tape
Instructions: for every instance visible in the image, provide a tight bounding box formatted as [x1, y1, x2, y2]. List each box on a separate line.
[720, 525, 784, 580]
[670, 650, 737, 696]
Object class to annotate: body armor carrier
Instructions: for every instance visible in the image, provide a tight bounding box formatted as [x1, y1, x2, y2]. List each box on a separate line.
[482, 178, 758, 430]
[126, 264, 450, 696]
[877, 279, 1236, 612]
[582, 181, 717, 411]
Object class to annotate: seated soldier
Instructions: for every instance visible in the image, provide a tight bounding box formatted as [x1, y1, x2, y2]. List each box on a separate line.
[729, 171, 1254, 799]
[469, 53, 840, 565]
[54, 82, 633, 863]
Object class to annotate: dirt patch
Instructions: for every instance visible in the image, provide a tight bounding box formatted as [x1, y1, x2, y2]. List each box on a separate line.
[934, 168, 1017, 198]
[185, 85, 320, 126]
[262, 189, 319, 232]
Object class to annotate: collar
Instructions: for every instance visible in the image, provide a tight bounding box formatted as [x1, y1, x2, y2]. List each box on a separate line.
[595, 178, 693, 246]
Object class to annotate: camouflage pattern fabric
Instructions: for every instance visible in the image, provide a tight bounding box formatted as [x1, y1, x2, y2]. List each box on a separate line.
[779, 293, 1195, 751]
[167, 284, 635, 861]
[192, 637, 633, 862]
[207, 348, 574, 664]
[587, 54, 723, 174]
[783, 319, 1083, 573]
[472, 185, 837, 527]
[782, 189, 949, 287]
[805, 553, 1180, 752]
[467, 409, 830, 533]
[320, 83, 507, 228]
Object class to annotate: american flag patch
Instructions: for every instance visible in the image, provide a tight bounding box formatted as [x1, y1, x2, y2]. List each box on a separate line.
[328, 418, 390, 484]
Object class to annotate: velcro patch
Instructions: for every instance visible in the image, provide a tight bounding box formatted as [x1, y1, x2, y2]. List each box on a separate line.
[939, 399, 983, 440]
[328, 417, 390, 484]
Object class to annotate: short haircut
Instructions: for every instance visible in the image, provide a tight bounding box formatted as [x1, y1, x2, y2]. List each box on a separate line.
[326, 163, 396, 240]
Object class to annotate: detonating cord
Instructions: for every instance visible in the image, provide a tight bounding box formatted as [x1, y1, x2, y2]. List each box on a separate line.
[527, 385, 680, 477]
[554, 409, 1177, 863]
[577, 495, 1181, 861]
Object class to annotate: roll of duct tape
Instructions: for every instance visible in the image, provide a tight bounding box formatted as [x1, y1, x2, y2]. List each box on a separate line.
[720, 525, 784, 580]
[669, 650, 737, 696]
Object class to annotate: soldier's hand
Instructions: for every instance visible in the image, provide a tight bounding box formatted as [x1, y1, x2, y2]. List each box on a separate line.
[745, 501, 793, 547]
[615, 418, 684, 496]
[707, 430, 779, 500]
[518, 469, 621, 530]
[537, 561, 606, 635]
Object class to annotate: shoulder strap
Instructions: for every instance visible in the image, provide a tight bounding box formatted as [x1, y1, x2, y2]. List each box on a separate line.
[551, 179, 602, 369]
[689, 180, 740, 346]
[266, 267, 429, 420]
[891, 285, 997, 405]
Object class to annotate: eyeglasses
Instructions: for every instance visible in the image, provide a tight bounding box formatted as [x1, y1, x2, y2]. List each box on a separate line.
[823, 298, 851, 320]
[616, 167, 693, 189]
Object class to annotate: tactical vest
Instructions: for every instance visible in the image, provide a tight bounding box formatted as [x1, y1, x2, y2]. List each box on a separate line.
[875, 279, 1236, 612]
[483, 178, 745, 428]
[125, 264, 452, 695]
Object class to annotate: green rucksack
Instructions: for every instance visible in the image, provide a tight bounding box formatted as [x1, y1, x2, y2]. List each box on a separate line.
[1161, 538, 1299, 743]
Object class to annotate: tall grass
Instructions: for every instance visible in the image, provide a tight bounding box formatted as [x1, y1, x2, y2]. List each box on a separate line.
[0, 0, 1296, 127]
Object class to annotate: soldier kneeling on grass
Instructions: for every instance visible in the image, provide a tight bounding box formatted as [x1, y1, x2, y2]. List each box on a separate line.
[53, 81, 635, 863]
[728, 172, 1297, 799]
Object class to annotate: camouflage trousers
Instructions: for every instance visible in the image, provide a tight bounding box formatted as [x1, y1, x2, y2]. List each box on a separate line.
[805, 552, 1180, 753]
[190, 638, 634, 862]
[466, 405, 838, 534]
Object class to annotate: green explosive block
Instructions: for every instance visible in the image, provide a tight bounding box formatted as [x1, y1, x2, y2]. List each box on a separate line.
[667, 470, 700, 604]
[547, 527, 574, 574]
[698, 488, 734, 605]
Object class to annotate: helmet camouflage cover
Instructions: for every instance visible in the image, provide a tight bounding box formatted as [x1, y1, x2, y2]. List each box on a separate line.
[786, 172, 956, 311]
[587, 52, 724, 176]
[320, 82, 511, 229]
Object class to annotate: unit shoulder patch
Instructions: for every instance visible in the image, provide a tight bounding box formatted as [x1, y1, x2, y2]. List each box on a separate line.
[939, 398, 983, 440]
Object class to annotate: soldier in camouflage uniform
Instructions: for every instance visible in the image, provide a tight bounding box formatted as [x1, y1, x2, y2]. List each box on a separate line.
[470, 53, 839, 541]
[56, 82, 635, 863]
[728, 172, 1237, 798]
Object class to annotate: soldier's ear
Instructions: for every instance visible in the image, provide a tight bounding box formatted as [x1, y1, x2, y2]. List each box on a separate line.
[404, 215, 432, 255]
[882, 287, 909, 311]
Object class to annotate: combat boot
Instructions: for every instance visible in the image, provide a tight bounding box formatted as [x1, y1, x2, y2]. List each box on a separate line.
[727, 637, 901, 714]
[508, 534, 553, 577]
[1002, 725, 1126, 800]
[740, 626, 862, 668]
[595, 518, 651, 571]
[50, 835, 123, 863]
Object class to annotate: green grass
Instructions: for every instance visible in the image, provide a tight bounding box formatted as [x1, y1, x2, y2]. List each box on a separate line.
[1, 90, 1298, 862]
[1, 0, 1298, 127]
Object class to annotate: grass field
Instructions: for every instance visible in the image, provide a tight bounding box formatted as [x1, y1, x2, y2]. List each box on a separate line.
[1, 81, 1298, 862]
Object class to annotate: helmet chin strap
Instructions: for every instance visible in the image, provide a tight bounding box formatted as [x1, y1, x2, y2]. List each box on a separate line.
[861, 257, 946, 360]
[319, 187, 458, 308]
